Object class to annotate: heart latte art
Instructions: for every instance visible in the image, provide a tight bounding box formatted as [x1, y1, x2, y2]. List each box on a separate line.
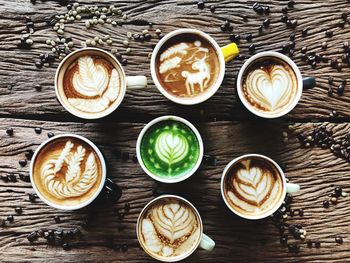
[140, 120, 200, 178]
[224, 158, 283, 217]
[62, 55, 122, 116]
[33, 137, 103, 207]
[139, 198, 200, 260]
[242, 57, 298, 115]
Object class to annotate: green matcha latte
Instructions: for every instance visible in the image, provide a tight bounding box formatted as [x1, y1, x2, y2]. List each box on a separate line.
[140, 120, 201, 179]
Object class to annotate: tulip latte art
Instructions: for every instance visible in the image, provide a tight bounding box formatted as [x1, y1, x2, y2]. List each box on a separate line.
[242, 57, 298, 115]
[156, 33, 220, 98]
[33, 137, 103, 207]
[139, 198, 200, 260]
[140, 120, 200, 178]
[62, 55, 123, 116]
[224, 157, 284, 217]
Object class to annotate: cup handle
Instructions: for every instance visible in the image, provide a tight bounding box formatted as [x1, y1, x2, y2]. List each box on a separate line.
[199, 233, 215, 251]
[221, 43, 239, 63]
[286, 183, 300, 193]
[126, 76, 147, 89]
[303, 76, 316, 90]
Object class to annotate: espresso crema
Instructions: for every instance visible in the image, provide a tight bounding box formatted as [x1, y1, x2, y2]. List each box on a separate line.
[224, 157, 284, 217]
[242, 57, 298, 115]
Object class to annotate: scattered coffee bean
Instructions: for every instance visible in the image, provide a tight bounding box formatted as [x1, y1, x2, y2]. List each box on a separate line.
[301, 47, 308, 54]
[323, 199, 330, 208]
[245, 33, 253, 42]
[229, 34, 240, 43]
[281, 15, 288, 23]
[334, 186, 343, 196]
[315, 240, 321, 248]
[62, 243, 71, 250]
[6, 215, 14, 222]
[263, 18, 270, 28]
[54, 216, 61, 223]
[249, 44, 256, 54]
[34, 127, 42, 134]
[341, 12, 348, 21]
[307, 240, 313, 248]
[124, 202, 130, 212]
[335, 236, 343, 244]
[28, 193, 37, 202]
[25, 149, 34, 160]
[337, 84, 345, 95]
[19, 159, 27, 167]
[27, 231, 38, 242]
[280, 235, 288, 244]
[47, 132, 55, 138]
[210, 5, 216, 13]
[302, 27, 309, 37]
[328, 86, 333, 96]
[298, 208, 304, 216]
[15, 207, 22, 214]
[197, 0, 204, 9]
[325, 30, 333, 38]
[288, 0, 295, 8]
[6, 128, 13, 136]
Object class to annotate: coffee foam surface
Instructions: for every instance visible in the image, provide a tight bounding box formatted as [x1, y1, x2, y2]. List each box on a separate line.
[243, 58, 298, 115]
[33, 137, 103, 207]
[61, 55, 123, 117]
[140, 198, 200, 259]
[224, 158, 283, 217]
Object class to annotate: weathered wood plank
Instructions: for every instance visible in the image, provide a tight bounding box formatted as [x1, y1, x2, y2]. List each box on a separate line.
[1, 0, 350, 121]
[0, 118, 350, 262]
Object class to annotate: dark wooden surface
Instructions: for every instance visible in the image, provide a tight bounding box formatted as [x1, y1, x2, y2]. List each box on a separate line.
[1, 0, 350, 262]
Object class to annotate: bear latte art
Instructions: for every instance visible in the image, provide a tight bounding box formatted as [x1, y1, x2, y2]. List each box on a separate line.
[155, 33, 220, 98]
[33, 137, 103, 207]
[139, 197, 201, 260]
[242, 57, 298, 115]
[62, 55, 123, 116]
[223, 157, 284, 217]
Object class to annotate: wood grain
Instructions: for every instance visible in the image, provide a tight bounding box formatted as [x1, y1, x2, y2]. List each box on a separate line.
[1, 0, 350, 122]
[0, 118, 350, 262]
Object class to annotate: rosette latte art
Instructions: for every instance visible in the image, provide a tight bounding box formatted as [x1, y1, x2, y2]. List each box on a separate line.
[242, 58, 298, 115]
[33, 137, 103, 207]
[63, 55, 122, 115]
[140, 198, 200, 259]
[224, 158, 283, 217]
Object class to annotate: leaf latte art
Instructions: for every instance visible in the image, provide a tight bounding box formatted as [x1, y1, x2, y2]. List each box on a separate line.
[140, 120, 200, 177]
[140, 199, 200, 259]
[40, 141, 98, 199]
[242, 58, 298, 114]
[63, 55, 122, 114]
[224, 159, 283, 216]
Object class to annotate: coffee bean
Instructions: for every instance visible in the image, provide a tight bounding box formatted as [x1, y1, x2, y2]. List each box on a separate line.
[6, 128, 13, 136]
[6, 215, 14, 222]
[263, 18, 270, 28]
[210, 5, 216, 13]
[258, 25, 263, 33]
[197, 0, 204, 9]
[326, 30, 333, 38]
[34, 84, 42, 91]
[124, 202, 131, 211]
[15, 207, 22, 214]
[249, 44, 256, 54]
[302, 27, 309, 37]
[245, 33, 253, 42]
[334, 186, 342, 196]
[288, 0, 295, 8]
[328, 86, 333, 96]
[281, 15, 288, 23]
[341, 12, 348, 21]
[322, 199, 329, 208]
[47, 132, 55, 138]
[62, 243, 71, 250]
[289, 33, 295, 41]
[343, 41, 349, 51]
[315, 240, 321, 248]
[27, 231, 38, 242]
[282, 7, 288, 13]
[54, 216, 61, 223]
[34, 127, 42, 134]
[280, 235, 288, 244]
[28, 193, 37, 202]
[121, 58, 127, 66]
[335, 236, 343, 244]
[337, 85, 345, 95]
[25, 149, 34, 160]
[19, 159, 27, 167]
[229, 34, 240, 43]
[298, 208, 304, 217]
[301, 47, 308, 54]
[307, 240, 313, 248]
[264, 6, 270, 15]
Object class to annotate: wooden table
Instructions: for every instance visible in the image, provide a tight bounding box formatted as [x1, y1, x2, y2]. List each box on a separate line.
[1, 0, 350, 262]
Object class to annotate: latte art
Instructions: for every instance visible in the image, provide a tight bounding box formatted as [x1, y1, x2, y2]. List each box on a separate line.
[63, 55, 122, 115]
[242, 57, 298, 115]
[140, 120, 200, 178]
[156, 33, 220, 98]
[140, 198, 200, 259]
[32, 137, 103, 207]
[224, 157, 283, 217]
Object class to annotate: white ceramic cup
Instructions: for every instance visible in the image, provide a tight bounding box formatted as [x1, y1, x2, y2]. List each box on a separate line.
[136, 194, 215, 262]
[55, 47, 147, 119]
[236, 51, 315, 118]
[30, 134, 107, 210]
[136, 115, 204, 183]
[151, 28, 239, 105]
[221, 154, 300, 220]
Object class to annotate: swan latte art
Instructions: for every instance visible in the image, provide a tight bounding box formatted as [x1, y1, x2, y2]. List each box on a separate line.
[242, 57, 298, 115]
[138, 197, 201, 261]
[140, 120, 200, 178]
[223, 156, 284, 217]
[58, 53, 124, 118]
[155, 33, 220, 98]
[32, 136, 103, 207]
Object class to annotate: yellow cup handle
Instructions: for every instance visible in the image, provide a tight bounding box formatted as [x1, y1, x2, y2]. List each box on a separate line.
[221, 43, 239, 62]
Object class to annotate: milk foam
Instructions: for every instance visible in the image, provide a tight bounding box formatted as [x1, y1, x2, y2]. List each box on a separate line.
[66, 56, 121, 114]
[225, 159, 282, 215]
[243, 63, 297, 114]
[140, 199, 200, 259]
[40, 140, 98, 199]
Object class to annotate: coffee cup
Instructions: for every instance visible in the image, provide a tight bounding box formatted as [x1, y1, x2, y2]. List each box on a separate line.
[151, 28, 239, 105]
[136, 194, 215, 262]
[136, 115, 203, 183]
[55, 47, 147, 119]
[221, 154, 300, 220]
[30, 134, 107, 210]
[236, 51, 316, 118]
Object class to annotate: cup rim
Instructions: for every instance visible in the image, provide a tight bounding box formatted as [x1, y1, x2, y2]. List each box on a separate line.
[136, 194, 203, 262]
[29, 133, 107, 210]
[136, 115, 204, 183]
[236, 51, 303, 118]
[54, 47, 127, 119]
[220, 154, 287, 220]
[150, 28, 226, 105]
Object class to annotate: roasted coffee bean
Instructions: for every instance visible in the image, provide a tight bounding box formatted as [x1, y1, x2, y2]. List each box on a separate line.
[15, 207, 22, 214]
[54, 216, 61, 223]
[19, 159, 27, 167]
[337, 85, 345, 95]
[343, 41, 349, 51]
[34, 127, 42, 134]
[62, 243, 71, 250]
[334, 186, 342, 196]
[245, 33, 253, 42]
[121, 58, 127, 66]
[288, 0, 295, 8]
[25, 149, 34, 160]
[335, 236, 343, 244]
[281, 15, 288, 23]
[341, 12, 348, 21]
[298, 208, 304, 216]
[302, 27, 309, 37]
[6, 215, 14, 222]
[289, 33, 295, 41]
[28, 193, 37, 202]
[325, 30, 333, 38]
[35, 61, 43, 68]
[249, 44, 256, 54]
[328, 86, 333, 96]
[124, 202, 131, 211]
[34, 84, 42, 91]
[47, 132, 55, 138]
[229, 34, 240, 42]
[197, 0, 204, 9]
[301, 47, 308, 53]
[315, 241, 321, 248]
[27, 231, 38, 242]
[6, 128, 13, 136]
[280, 235, 288, 244]
[258, 25, 263, 33]
[264, 6, 270, 15]
[210, 5, 216, 13]
[263, 18, 270, 28]
[282, 7, 288, 13]
[307, 240, 313, 248]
